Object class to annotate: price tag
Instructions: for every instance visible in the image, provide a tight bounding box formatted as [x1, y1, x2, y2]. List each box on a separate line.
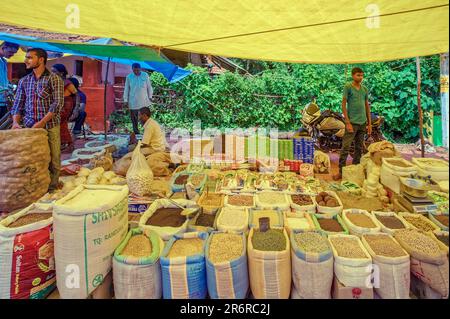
[259, 217, 270, 232]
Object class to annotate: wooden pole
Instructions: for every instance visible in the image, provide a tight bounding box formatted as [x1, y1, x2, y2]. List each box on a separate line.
[104, 57, 111, 142]
[416, 57, 425, 158]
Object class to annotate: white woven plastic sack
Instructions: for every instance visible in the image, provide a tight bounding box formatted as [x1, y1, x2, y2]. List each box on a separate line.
[127, 141, 154, 196]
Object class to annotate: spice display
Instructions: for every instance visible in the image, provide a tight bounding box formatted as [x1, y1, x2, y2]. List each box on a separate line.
[434, 215, 449, 227]
[286, 218, 311, 230]
[199, 193, 223, 206]
[168, 238, 204, 258]
[146, 207, 185, 227]
[403, 215, 436, 232]
[315, 192, 338, 207]
[294, 232, 330, 253]
[346, 212, 377, 228]
[227, 195, 254, 206]
[7, 213, 52, 228]
[436, 234, 449, 247]
[337, 191, 384, 211]
[394, 229, 442, 255]
[375, 215, 405, 229]
[174, 174, 190, 185]
[330, 237, 367, 258]
[252, 229, 286, 251]
[251, 210, 280, 226]
[318, 218, 344, 232]
[363, 234, 407, 257]
[291, 194, 313, 206]
[195, 213, 216, 227]
[209, 233, 243, 263]
[121, 234, 152, 257]
[218, 207, 248, 227]
[258, 192, 288, 205]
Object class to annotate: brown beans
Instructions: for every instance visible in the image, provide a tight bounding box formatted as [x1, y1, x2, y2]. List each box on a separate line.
[330, 237, 367, 258]
[394, 229, 442, 256]
[195, 213, 216, 227]
[7, 213, 52, 228]
[146, 208, 185, 227]
[346, 213, 377, 228]
[227, 195, 254, 206]
[174, 174, 189, 185]
[403, 215, 436, 232]
[318, 218, 343, 232]
[363, 234, 407, 257]
[376, 215, 405, 229]
[291, 194, 313, 206]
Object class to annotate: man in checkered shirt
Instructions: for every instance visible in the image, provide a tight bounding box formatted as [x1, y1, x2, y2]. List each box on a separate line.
[11, 48, 64, 192]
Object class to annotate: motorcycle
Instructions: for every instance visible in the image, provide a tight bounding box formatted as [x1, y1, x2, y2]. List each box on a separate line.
[300, 99, 385, 153]
[0, 84, 17, 130]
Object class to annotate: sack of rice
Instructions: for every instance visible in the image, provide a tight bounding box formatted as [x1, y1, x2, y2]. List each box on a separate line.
[0, 129, 51, 212]
[53, 185, 129, 299]
[216, 207, 249, 234]
[328, 234, 373, 288]
[361, 233, 410, 299]
[160, 232, 208, 299]
[394, 229, 449, 298]
[290, 230, 333, 299]
[126, 141, 154, 196]
[255, 192, 290, 210]
[139, 198, 197, 241]
[113, 229, 164, 299]
[0, 203, 55, 299]
[284, 212, 314, 233]
[248, 227, 291, 299]
[342, 209, 381, 237]
[206, 232, 248, 299]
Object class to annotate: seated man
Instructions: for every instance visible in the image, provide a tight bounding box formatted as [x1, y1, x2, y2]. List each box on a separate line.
[138, 107, 168, 154]
[68, 77, 87, 135]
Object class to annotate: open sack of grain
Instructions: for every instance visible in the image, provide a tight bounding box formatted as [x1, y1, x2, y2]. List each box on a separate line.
[139, 198, 197, 241]
[53, 185, 129, 299]
[314, 191, 343, 217]
[290, 194, 316, 214]
[216, 207, 249, 234]
[127, 141, 154, 196]
[394, 229, 449, 298]
[342, 209, 381, 236]
[160, 232, 208, 299]
[361, 233, 410, 299]
[248, 208, 284, 229]
[248, 227, 291, 299]
[290, 230, 333, 299]
[0, 203, 55, 299]
[0, 129, 51, 212]
[372, 211, 410, 235]
[205, 232, 249, 299]
[328, 234, 373, 288]
[312, 214, 349, 235]
[113, 229, 164, 299]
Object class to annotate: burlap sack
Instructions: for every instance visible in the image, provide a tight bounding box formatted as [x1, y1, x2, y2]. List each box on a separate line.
[0, 129, 51, 212]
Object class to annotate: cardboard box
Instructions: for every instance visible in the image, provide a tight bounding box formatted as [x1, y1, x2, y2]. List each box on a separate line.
[332, 277, 373, 299]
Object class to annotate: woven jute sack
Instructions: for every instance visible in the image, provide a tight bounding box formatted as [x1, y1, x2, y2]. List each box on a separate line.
[0, 129, 51, 212]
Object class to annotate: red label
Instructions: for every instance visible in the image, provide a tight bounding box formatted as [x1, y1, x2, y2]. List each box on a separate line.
[352, 288, 362, 299]
[10, 224, 56, 299]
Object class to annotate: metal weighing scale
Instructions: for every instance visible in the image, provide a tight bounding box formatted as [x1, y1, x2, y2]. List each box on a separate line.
[397, 192, 438, 214]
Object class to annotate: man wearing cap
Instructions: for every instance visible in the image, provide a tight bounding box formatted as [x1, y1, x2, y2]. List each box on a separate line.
[123, 63, 153, 135]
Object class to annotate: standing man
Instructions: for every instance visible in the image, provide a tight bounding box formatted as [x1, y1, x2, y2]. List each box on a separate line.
[11, 48, 64, 192]
[123, 63, 153, 135]
[0, 42, 19, 119]
[334, 67, 372, 180]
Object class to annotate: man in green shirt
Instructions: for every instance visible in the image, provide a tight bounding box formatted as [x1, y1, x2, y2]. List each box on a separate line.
[334, 67, 372, 180]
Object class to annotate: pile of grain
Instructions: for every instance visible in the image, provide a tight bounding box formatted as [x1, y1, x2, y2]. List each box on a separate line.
[146, 208, 185, 227]
[318, 218, 344, 232]
[291, 194, 313, 206]
[195, 213, 216, 227]
[346, 213, 377, 228]
[219, 208, 248, 227]
[330, 237, 367, 258]
[200, 193, 223, 206]
[227, 195, 254, 206]
[252, 229, 286, 251]
[294, 232, 330, 253]
[403, 215, 436, 232]
[209, 233, 243, 263]
[7, 213, 52, 228]
[168, 238, 204, 258]
[375, 215, 405, 229]
[258, 192, 288, 205]
[286, 218, 311, 230]
[121, 234, 152, 257]
[337, 191, 384, 211]
[394, 229, 442, 256]
[363, 234, 407, 257]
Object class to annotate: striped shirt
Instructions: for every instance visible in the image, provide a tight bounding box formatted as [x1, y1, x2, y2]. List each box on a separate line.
[12, 69, 64, 129]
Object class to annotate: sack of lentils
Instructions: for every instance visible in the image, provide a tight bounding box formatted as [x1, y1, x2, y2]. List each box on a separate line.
[328, 234, 372, 288]
[394, 228, 449, 298]
[312, 214, 349, 235]
[160, 232, 208, 299]
[248, 227, 291, 299]
[342, 209, 381, 237]
[205, 232, 249, 299]
[398, 212, 440, 233]
[290, 230, 333, 299]
[113, 229, 163, 299]
[361, 233, 410, 299]
[372, 211, 410, 235]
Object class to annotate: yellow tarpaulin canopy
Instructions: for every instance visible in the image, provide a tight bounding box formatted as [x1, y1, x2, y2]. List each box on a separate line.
[0, 0, 448, 63]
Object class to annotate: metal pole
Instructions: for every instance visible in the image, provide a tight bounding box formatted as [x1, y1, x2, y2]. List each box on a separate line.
[416, 57, 425, 158]
[104, 57, 111, 142]
[441, 53, 449, 148]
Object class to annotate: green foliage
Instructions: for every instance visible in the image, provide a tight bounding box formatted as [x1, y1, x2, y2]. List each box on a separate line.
[112, 55, 441, 143]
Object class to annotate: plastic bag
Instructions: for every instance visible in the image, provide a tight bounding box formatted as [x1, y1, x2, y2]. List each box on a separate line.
[126, 141, 154, 196]
[314, 151, 331, 174]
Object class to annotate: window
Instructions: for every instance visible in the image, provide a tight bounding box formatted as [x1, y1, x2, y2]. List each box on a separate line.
[75, 60, 83, 77]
